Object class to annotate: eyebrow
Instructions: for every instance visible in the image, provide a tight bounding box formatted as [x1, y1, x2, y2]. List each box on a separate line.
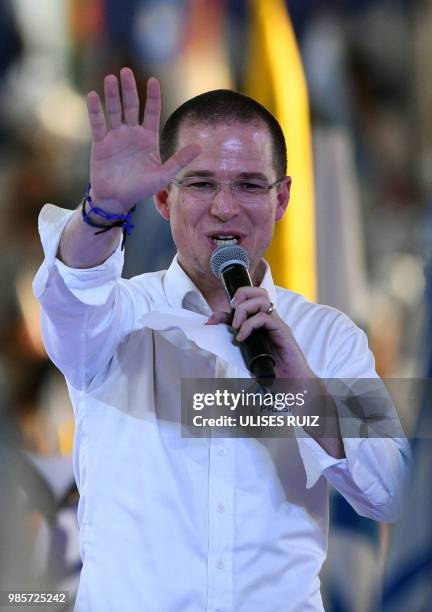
[180, 170, 271, 181]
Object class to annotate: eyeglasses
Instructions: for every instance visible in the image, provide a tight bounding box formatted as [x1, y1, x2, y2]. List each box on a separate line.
[169, 177, 282, 203]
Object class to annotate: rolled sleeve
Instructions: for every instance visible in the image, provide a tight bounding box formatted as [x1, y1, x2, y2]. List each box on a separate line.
[297, 433, 411, 520]
[294, 312, 412, 522]
[295, 432, 346, 490]
[33, 204, 133, 390]
[33, 204, 124, 304]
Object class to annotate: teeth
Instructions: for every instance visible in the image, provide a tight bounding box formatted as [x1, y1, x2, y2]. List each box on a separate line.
[214, 237, 239, 246]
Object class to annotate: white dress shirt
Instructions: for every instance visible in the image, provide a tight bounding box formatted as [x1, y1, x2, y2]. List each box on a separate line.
[33, 205, 410, 612]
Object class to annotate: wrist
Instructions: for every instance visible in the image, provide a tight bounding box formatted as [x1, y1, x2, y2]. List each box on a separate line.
[81, 184, 136, 250]
[82, 198, 122, 228]
[89, 187, 134, 216]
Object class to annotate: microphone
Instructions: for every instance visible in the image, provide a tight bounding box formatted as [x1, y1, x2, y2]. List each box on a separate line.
[210, 245, 275, 383]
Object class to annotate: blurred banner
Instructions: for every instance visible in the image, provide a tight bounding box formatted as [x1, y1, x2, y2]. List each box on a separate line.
[381, 435, 432, 611]
[175, 0, 232, 100]
[245, 0, 316, 301]
[314, 127, 369, 323]
[322, 491, 380, 612]
[381, 258, 432, 611]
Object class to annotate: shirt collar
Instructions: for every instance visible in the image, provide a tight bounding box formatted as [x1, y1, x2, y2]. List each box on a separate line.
[163, 254, 278, 314]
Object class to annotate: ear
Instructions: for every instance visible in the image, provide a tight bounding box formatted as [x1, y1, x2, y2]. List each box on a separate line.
[154, 188, 170, 220]
[275, 176, 291, 221]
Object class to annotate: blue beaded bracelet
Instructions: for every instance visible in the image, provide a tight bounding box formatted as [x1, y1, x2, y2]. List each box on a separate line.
[81, 184, 136, 250]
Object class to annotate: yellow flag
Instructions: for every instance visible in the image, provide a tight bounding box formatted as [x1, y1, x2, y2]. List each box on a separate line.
[245, 0, 316, 300]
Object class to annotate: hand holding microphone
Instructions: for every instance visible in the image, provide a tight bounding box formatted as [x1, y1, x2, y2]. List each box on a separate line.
[210, 245, 276, 382]
[209, 245, 315, 383]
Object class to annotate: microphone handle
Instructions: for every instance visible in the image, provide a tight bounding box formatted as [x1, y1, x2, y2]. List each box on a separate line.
[220, 263, 275, 383]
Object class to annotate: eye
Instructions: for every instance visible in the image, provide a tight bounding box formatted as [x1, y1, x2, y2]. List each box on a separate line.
[186, 180, 216, 191]
[236, 182, 267, 192]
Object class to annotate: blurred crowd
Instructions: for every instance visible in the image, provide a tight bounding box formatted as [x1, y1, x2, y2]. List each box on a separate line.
[0, 1, 430, 611]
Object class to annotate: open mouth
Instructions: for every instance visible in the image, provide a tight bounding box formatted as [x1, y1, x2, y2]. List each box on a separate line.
[210, 234, 241, 247]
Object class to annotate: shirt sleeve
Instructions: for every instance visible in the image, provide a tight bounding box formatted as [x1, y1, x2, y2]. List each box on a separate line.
[295, 312, 411, 523]
[33, 204, 146, 390]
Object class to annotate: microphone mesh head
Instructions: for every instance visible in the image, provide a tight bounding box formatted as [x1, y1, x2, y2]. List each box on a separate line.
[210, 245, 249, 279]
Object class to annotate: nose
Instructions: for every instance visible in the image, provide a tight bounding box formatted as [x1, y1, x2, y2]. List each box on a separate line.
[209, 184, 241, 221]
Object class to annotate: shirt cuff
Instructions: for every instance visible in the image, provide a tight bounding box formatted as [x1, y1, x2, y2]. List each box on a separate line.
[33, 203, 124, 306]
[295, 429, 347, 489]
[297, 429, 411, 516]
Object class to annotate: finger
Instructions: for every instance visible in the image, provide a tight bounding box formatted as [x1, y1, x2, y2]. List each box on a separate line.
[205, 311, 232, 325]
[87, 91, 107, 142]
[161, 144, 201, 183]
[231, 286, 269, 306]
[232, 296, 271, 330]
[236, 312, 281, 342]
[120, 67, 139, 126]
[142, 77, 161, 146]
[104, 74, 122, 129]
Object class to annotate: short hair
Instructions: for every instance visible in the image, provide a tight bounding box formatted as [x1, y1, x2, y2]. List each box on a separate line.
[160, 89, 287, 178]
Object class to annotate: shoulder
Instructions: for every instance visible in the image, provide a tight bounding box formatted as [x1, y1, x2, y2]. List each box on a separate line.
[276, 286, 358, 335]
[275, 286, 375, 378]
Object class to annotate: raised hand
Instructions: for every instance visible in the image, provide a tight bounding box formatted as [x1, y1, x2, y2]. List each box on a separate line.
[87, 68, 200, 211]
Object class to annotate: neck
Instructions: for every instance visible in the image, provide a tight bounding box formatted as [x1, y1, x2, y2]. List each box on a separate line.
[177, 257, 267, 312]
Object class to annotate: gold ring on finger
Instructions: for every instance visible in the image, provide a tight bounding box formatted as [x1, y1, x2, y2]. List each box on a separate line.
[266, 302, 275, 315]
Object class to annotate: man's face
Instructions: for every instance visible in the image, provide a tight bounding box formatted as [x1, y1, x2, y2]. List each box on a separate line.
[155, 120, 291, 287]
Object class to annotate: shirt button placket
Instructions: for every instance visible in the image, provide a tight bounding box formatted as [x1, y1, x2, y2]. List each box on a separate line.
[206, 436, 234, 612]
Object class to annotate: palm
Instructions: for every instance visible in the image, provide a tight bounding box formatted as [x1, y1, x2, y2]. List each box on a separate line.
[87, 69, 200, 210]
[91, 125, 163, 204]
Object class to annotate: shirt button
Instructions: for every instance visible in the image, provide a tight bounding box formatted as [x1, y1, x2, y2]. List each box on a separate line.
[216, 557, 224, 570]
[218, 447, 226, 456]
[217, 502, 225, 514]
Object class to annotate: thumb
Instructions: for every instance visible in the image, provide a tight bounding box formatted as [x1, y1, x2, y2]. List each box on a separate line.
[205, 311, 232, 326]
[161, 144, 201, 183]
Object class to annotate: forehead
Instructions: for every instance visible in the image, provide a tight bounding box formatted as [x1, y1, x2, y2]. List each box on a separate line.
[176, 120, 276, 178]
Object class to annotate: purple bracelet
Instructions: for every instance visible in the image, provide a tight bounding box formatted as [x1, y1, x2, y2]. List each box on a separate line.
[81, 184, 136, 250]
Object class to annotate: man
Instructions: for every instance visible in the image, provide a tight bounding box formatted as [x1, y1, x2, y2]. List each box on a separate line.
[34, 68, 409, 611]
